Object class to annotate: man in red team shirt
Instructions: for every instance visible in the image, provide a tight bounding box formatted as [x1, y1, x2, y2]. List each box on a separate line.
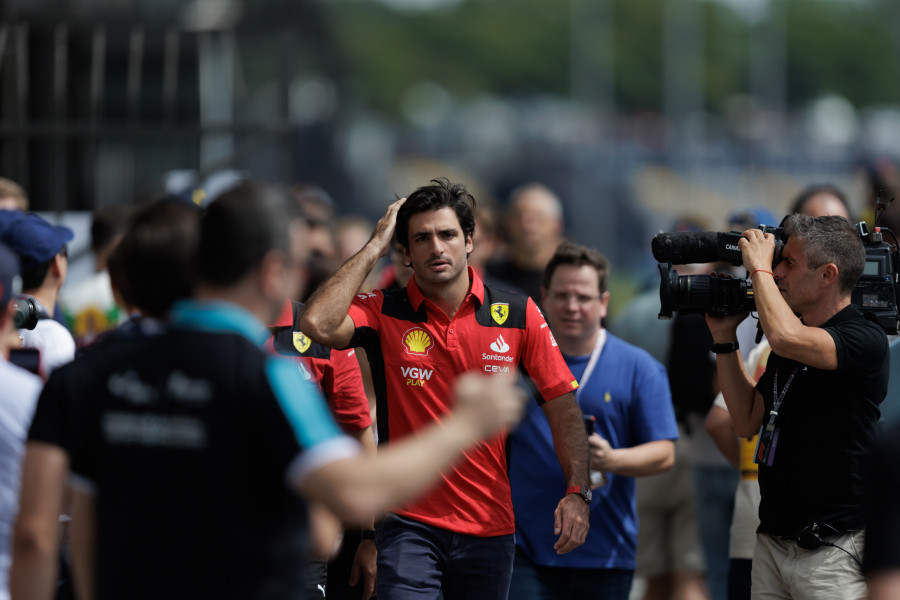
[300, 178, 591, 600]
[269, 298, 378, 599]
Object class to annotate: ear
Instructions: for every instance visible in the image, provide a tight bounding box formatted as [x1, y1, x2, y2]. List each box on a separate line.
[600, 291, 611, 308]
[465, 234, 473, 255]
[820, 263, 839, 287]
[598, 291, 611, 320]
[401, 246, 412, 268]
[50, 253, 65, 276]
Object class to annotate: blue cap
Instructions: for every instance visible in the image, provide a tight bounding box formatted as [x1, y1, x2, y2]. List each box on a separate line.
[0, 241, 21, 306]
[727, 207, 778, 231]
[0, 212, 74, 269]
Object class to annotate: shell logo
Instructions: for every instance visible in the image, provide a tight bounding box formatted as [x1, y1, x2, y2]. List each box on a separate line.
[403, 328, 433, 356]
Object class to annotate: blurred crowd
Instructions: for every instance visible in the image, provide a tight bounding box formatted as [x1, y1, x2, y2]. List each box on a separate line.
[0, 171, 899, 600]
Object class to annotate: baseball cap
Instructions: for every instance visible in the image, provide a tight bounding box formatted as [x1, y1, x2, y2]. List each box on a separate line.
[0, 212, 74, 268]
[0, 241, 22, 307]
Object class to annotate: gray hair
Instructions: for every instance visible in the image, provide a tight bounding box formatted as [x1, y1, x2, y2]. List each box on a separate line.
[781, 214, 863, 294]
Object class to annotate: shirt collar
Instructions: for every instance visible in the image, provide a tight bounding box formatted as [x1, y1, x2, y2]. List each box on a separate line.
[406, 266, 484, 311]
[170, 299, 270, 347]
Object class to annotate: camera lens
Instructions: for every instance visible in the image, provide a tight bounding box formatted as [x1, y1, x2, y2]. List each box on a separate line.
[658, 263, 755, 317]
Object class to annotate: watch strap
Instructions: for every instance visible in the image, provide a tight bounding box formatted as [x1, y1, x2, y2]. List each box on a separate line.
[710, 341, 740, 354]
[565, 484, 592, 503]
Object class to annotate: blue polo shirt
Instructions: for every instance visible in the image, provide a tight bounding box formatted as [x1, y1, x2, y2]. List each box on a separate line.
[509, 332, 678, 569]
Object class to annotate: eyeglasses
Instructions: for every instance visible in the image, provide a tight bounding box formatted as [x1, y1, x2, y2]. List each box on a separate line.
[547, 292, 601, 306]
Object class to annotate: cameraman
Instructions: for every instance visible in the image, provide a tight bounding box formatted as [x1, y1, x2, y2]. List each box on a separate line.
[706, 214, 888, 600]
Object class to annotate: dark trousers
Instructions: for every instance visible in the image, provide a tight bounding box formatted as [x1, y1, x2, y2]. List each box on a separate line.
[727, 558, 752, 600]
[508, 548, 633, 600]
[375, 513, 515, 600]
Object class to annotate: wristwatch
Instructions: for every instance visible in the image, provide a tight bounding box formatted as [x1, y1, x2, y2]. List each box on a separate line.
[710, 341, 740, 354]
[565, 484, 593, 503]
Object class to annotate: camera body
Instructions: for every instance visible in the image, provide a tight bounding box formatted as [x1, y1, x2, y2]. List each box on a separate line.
[653, 220, 900, 335]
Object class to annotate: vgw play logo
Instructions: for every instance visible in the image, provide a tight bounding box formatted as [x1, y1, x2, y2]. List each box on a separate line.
[401, 366, 433, 387]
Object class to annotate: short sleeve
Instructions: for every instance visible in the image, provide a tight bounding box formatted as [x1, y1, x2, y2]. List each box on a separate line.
[263, 356, 361, 487]
[519, 298, 578, 402]
[827, 318, 888, 374]
[347, 292, 382, 350]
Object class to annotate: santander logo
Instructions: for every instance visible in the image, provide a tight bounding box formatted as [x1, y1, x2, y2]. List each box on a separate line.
[490, 334, 510, 354]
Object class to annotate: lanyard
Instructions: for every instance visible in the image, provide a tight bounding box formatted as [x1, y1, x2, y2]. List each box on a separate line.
[575, 329, 606, 403]
[765, 365, 799, 433]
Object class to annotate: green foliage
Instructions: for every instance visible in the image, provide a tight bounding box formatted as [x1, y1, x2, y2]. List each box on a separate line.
[322, 0, 900, 117]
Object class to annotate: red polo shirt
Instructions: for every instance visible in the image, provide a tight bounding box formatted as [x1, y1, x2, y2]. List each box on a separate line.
[269, 299, 371, 433]
[347, 267, 577, 536]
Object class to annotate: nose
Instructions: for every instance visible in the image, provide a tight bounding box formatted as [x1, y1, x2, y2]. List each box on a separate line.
[429, 237, 444, 255]
[562, 294, 580, 309]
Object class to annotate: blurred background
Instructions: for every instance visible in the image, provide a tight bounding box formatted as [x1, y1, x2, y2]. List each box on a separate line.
[3, 0, 900, 305]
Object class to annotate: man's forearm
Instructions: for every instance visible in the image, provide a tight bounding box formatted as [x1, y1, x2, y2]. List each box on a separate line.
[544, 394, 590, 487]
[69, 491, 96, 600]
[299, 413, 500, 525]
[716, 352, 763, 437]
[605, 440, 674, 477]
[299, 244, 381, 347]
[750, 272, 803, 349]
[298, 372, 526, 525]
[11, 443, 68, 600]
[706, 404, 741, 469]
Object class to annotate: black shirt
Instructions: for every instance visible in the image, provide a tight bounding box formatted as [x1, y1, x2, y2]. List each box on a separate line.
[755, 305, 888, 537]
[35, 301, 352, 600]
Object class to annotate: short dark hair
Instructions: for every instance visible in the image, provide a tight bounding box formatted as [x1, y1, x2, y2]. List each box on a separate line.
[541, 241, 609, 294]
[111, 199, 200, 317]
[20, 260, 52, 292]
[394, 178, 476, 251]
[197, 181, 302, 286]
[790, 184, 850, 216]
[782, 214, 864, 294]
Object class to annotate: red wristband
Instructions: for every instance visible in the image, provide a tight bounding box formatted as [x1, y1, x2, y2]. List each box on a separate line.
[750, 269, 774, 280]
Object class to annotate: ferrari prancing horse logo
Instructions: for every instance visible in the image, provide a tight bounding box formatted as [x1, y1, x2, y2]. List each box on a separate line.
[490, 303, 509, 325]
[293, 332, 312, 354]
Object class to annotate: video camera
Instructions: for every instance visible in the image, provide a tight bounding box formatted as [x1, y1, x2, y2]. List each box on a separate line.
[652, 219, 900, 335]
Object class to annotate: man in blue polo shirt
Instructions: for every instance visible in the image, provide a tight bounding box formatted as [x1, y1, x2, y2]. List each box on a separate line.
[509, 241, 679, 600]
